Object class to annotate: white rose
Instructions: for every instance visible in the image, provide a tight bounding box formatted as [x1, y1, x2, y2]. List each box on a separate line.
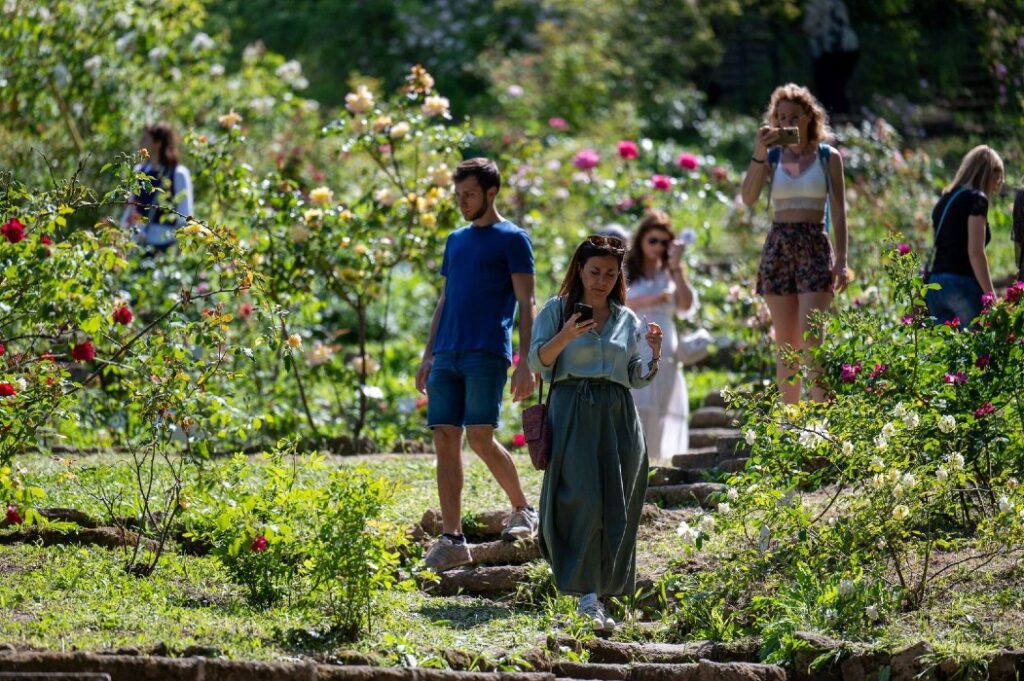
[676, 520, 699, 546]
[345, 84, 375, 114]
[866, 605, 880, 621]
[422, 95, 450, 118]
[717, 502, 732, 515]
[870, 456, 884, 469]
[892, 484, 905, 499]
[838, 579, 855, 597]
[892, 505, 910, 521]
[999, 495, 1013, 513]
[875, 435, 888, 451]
[901, 472, 916, 488]
[842, 441, 855, 456]
[950, 452, 965, 469]
[904, 412, 920, 429]
[745, 429, 757, 446]
[699, 515, 716, 534]
[726, 487, 739, 502]
[893, 402, 908, 419]
[935, 466, 948, 482]
[938, 415, 956, 433]
[190, 32, 215, 51]
[881, 422, 896, 439]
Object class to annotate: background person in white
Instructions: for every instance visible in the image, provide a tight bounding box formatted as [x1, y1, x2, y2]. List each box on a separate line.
[415, 158, 539, 572]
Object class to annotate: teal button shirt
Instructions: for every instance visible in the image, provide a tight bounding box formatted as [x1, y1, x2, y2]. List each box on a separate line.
[528, 297, 655, 389]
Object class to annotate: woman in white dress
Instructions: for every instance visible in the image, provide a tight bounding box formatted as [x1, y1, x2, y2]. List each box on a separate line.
[624, 211, 698, 460]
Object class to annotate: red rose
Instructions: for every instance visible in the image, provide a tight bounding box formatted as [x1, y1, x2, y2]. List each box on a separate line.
[0, 383, 14, 397]
[238, 303, 254, 319]
[112, 306, 133, 325]
[251, 535, 268, 552]
[651, 174, 672, 191]
[617, 140, 639, 160]
[0, 342, 5, 356]
[512, 433, 527, 448]
[897, 243, 911, 256]
[5, 505, 22, 525]
[974, 402, 995, 418]
[71, 341, 95, 362]
[711, 166, 729, 182]
[1, 218, 25, 243]
[677, 152, 699, 171]
[39, 234, 52, 256]
[976, 354, 991, 369]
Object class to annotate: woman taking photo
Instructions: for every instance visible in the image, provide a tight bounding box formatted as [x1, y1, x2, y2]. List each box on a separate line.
[925, 145, 1004, 328]
[625, 211, 697, 459]
[741, 83, 849, 403]
[528, 235, 662, 632]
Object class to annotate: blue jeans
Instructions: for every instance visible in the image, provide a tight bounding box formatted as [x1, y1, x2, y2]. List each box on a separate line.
[926, 272, 984, 329]
[426, 351, 509, 428]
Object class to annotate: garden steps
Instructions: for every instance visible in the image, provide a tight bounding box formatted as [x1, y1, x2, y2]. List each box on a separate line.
[644, 483, 725, 509]
[687, 428, 741, 450]
[688, 407, 738, 429]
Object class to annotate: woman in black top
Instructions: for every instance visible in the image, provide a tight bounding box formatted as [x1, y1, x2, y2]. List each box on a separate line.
[925, 145, 1004, 328]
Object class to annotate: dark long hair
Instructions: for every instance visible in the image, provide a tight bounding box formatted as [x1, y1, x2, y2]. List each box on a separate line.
[557, 236, 627, 319]
[144, 121, 181, 167]
[625, 210, 674, 285]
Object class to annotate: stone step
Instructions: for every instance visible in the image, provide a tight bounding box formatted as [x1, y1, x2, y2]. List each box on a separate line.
[420, 564, 531, 596]
[716, 435, 750, 459]
[717, 457, 749, 474]
[689, 407, 739, 429]
[419, 508, 510, 540]
[670, 448, 720, 470]
[652, 461, 747, 486]
[702, 390, 728, 409]
[645, 482, 725, 509]
[688, 428, 740, 450]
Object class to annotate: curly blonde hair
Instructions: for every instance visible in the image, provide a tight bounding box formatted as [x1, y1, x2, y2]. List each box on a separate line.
[763, 83, 831, 146]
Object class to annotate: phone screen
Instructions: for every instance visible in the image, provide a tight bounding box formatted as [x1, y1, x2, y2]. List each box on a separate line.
[574, 303, 593, 323]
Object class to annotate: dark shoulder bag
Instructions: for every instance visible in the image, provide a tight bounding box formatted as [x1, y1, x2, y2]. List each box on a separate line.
[522, 374, 554, 471]
[922, 186, 967, 284]
[522, 303, 563, 471]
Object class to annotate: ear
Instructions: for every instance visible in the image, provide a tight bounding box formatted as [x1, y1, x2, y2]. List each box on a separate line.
[486, 186, 499, 202]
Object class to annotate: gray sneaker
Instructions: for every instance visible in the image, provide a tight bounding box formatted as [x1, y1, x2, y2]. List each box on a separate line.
[423, 535, 472, 572]
[576, 600, 608, 632]
[502, 506, 539, 541]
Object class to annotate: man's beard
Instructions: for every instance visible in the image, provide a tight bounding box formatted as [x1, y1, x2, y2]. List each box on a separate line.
[468, 197, 490, 221]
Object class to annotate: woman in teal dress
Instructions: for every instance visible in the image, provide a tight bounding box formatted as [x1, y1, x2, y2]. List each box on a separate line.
[528, 235, 663, 631]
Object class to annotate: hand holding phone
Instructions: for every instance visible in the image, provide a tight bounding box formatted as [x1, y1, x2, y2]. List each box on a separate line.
[573, 303, 594, 325]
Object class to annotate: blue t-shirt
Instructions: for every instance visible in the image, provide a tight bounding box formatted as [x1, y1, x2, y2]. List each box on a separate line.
[434, 221, 534, 363]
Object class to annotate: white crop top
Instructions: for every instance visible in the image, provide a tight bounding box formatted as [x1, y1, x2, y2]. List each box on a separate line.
[772, 159, 828, 212]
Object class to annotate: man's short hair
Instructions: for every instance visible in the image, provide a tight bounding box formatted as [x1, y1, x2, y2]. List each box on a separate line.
[453, 157, 501, 192]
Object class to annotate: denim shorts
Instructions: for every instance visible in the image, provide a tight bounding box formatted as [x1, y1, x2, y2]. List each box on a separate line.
[926, 272, 984, 329]
[426, 350, 509, 429]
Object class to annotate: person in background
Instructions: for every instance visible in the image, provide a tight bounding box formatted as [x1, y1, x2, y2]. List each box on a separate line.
[528, 235, 661, 632]
[802, 0, 859, 116]
[415, 157, 539, 573]
[1012, 186, 1023, 282]
[925, 145, 1004, 328]
[741, 83, 849, 403]
[121, 122, 193, 253]
[624, 211, 698, 460]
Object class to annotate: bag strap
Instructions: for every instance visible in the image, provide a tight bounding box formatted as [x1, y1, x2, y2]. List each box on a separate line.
[926, 186, 968, 273]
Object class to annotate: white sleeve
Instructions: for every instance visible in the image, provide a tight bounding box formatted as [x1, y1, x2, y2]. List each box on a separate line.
[173, 165, 194, 225]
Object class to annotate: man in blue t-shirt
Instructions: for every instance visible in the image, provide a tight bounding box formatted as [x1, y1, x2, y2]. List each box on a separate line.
[415, 158, 539, 572]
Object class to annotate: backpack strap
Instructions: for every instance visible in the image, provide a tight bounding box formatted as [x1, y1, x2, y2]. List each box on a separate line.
[819, 143, 832, 233]
[765, 147, 782, 214]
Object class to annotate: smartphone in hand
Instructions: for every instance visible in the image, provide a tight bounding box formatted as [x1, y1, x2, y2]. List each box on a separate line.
[775, 126, 800, 146]
[574, 303, 594, 324]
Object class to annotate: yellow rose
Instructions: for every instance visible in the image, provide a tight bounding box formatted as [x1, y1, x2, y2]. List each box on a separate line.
[420, 213, 437, 228]
[218, 109, 243, 129]
[390, 121, 410, 139]
[309, 186, 333, 206]
[422, 95, 450, 118]
[287, 333, 302, 349]
[371, 115, 392, 133]
[303, 208, 324, 223]
[345, 84, 375, 114]
[339, 209, 354, 222]
[354, 243, 368, 255]
[428, 164, 452, 187]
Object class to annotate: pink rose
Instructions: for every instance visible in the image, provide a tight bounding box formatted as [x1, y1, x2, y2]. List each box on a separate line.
[651, 174, 672, 191]
[677, 152, 699, 171]
[548, 117, 568, 131]
[711, 166, 729, 182]
[840, 362, 862, 383]
[897, 243, 911, 256]
[512, 433, 527, 448]
[251, 535, 268, 552]
[618, 140, 639, 160]
[573, 149, 600, 171]
[974, 402, 995, 418]
[943, 372, 967, 385]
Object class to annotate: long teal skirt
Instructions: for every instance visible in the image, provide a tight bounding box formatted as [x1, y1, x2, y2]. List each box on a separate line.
[538, 378, 648, 596]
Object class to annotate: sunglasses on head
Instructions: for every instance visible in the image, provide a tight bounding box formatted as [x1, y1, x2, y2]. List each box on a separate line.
[584, 235, 626, 253]
[646, 237, 671, 247]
